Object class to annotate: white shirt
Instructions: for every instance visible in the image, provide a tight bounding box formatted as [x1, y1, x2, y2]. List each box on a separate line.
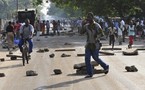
[117, 27, 122, 36]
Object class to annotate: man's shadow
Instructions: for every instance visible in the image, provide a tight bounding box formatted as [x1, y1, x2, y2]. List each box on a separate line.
[34, 69, 106, 90]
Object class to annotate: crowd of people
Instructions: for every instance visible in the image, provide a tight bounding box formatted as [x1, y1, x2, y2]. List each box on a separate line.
[1, 14, 145, 76]
[1, 16, 145, 54]
[76, 16, 145, 49]
[34, 19, 69, 36]
[4, 19, 34, 54]
[0, 18, 71, 54]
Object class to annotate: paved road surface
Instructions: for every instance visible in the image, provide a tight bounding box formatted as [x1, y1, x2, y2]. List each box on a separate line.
[0, 32, 145, 90]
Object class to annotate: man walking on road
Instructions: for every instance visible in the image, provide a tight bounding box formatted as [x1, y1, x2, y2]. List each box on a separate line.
[6, 21, 15, 54]
[80, 12, 109, 78]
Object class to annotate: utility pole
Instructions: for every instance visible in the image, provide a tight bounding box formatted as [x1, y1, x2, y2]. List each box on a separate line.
[16, 0, 19, 20]
[16, 0, 18, 11]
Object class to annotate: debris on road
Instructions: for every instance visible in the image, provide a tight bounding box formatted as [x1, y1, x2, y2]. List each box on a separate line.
[0, 73, 5, 77]
[37, 49, 45, 53]
[99, 51, 115, 55]
[123, 48, 138, 55]
[37, 48, 49, 53]
[74, 61, 99, 75]
[26, 70, 38, 76]
[49, 53, 55, 58]
[74, 61, 99, 69]
[55, 49, 75, 52]
[53, 69, 62, 75]
[6, 54, 22, 60]
[0, 58, 5, 62]
[101, 48, 122, 50]
[61, 53, 71, 57]
[64, 42, 71, 45]
[125, 65, 138, 72]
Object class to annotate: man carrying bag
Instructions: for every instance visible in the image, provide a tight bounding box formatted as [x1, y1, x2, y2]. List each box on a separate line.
[80, 12, 109, 78]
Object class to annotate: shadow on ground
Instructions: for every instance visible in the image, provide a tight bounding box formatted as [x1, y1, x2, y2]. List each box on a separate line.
[34, 74, 106, 90]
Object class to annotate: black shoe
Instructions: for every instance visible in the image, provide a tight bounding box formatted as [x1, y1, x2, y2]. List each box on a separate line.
[104, 65, 109, 74]
[85, 75, 93, 78]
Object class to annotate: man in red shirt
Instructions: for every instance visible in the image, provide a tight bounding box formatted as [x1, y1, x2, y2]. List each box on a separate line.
[14, 21, 21, 39]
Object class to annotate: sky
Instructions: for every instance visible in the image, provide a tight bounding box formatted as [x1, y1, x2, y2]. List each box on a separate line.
[40, 0, 50, 15]
[39, 0, 51, 20]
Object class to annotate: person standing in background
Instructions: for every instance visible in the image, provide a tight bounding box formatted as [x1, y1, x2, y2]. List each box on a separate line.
[41, 20, 46, 35]
[52, 20, 57, 35]
[128, 21, 135, 48]
[6, 21, 15, 54]
[14, 21, 21, 39]
[117, 22, 123, 45]
[46, 20, 50, 35]
[35, 20, 41, 41]
[108, 23, 116, 49]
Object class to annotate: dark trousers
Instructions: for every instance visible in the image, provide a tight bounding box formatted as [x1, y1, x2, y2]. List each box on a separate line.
[85, 48, 108, 76]
[18, 39, 33, 53]
[109, 35, 115, 48]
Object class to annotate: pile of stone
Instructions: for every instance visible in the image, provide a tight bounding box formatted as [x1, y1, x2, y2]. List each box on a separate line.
[125, 65, 138, 72]
[37, 48, 49, 53]
[123, 48, 138, 55]
[26, 70, 38, 76]
[74, 61, 99, 75]
[0, 58, 5, 62]
[53, 69, 62, 75]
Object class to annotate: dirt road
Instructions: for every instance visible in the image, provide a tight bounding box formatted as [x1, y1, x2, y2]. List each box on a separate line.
[0, 33, 145, 90]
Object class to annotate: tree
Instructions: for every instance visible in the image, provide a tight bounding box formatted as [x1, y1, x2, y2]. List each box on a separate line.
[50, 0, 145, 17]
[134, 0, 145, 17]
[32, 0, 43, 6]
[0, 0, 41, 19]
[48, 2, 83, 18]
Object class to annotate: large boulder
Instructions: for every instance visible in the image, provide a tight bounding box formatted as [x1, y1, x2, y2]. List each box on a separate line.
[74, 61, 99, 69]
[99, 51, 115, 55]
[53, 69, 62, 75]
[0, 58, 5, 62]
[123, 48, 138, 55]
[0, 73, 5, 77]
[125, 65, 138, 72]
[26, 70, 38, 76]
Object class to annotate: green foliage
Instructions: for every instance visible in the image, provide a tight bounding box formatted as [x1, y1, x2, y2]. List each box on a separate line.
[48, 2, 83, 18]
[32, 0, 43, 6]
[0, 0, 36, 19]
[50, 0, 145, 17]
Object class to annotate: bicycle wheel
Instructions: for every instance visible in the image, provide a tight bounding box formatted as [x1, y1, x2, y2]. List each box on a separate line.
[25, 46, 29, 64]
[22, 48, 25, 66]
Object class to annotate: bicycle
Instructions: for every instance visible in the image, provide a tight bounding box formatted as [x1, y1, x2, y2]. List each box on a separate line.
[22, 38, 30, 66]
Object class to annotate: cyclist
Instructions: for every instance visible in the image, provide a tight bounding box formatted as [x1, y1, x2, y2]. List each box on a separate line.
[18, 19, 34, 54]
